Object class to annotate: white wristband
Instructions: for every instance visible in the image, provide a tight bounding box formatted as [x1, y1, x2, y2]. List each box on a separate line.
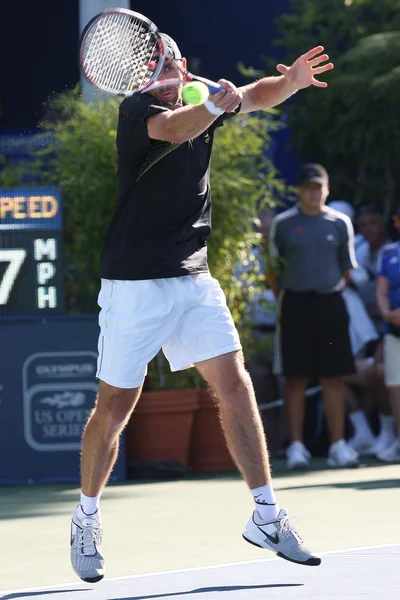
[204, 99, 224, 116]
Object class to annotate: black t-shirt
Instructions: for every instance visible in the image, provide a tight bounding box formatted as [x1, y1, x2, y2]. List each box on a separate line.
[99, 93, 238, 280]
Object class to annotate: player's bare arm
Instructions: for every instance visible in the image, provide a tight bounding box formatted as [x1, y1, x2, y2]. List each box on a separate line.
[240, 46, 334, 114]
[147, 80, 242, 144]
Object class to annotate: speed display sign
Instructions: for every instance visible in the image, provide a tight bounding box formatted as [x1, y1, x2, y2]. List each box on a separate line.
[0, 187, 64, 316]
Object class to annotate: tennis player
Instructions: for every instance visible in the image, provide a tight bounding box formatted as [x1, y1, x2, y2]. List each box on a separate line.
[70, 34, 334, 583]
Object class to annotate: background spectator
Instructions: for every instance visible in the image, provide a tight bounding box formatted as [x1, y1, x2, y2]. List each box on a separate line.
[351, 205, 391, 330]
[329, 200, 395, 457]
[268, 163, 359, 470]
[375, 209, 400, 463]
[341, 285, 379, 454]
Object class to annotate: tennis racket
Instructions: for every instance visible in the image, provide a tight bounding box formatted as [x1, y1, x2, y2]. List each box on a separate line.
[79, 8, 222, 96]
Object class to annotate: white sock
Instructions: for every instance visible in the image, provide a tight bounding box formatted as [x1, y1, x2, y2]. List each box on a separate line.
[251, 484, 280, 521]
[79, 491, 100, 516]
[349, 410, 374, 439]
[379, 414, 395, 437]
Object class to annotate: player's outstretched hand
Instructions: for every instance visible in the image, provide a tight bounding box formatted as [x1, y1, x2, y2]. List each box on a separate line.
[276, 46, 334, 89]
[209, 79, 243, 113]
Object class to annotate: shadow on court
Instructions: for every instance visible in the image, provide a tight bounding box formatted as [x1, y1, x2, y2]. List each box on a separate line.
[0, 459, 395, 522]
[0, 584, 303, 600]
[108, 583, 303, 600]
[0, 483, 140, 521]
[0, 590, 89, 599]
[279, 478, 400, 492]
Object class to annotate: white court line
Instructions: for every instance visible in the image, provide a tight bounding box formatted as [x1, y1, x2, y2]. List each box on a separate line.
[1, 541, 399, 596]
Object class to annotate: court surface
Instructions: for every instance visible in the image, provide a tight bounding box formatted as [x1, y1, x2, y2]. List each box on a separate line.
[1, 543, 399, 599]
[1, 461, 399, 598]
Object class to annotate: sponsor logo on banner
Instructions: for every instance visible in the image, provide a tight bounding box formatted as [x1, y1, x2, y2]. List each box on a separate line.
[22, 352, 98, 452]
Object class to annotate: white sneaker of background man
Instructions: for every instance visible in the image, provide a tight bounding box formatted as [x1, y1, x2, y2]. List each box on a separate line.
[347, 409, 377, 456]
[327, 439, 359, 468]
[286, 441, 311, 470]
[372, 414, 396, 457]
[377, 437, 400, 463]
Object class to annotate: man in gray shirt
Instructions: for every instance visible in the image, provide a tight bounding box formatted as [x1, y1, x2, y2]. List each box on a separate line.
[268, 163, 359, 470]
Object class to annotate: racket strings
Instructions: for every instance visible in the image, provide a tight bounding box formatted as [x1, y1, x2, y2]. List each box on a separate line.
[82, 13, 157, 93]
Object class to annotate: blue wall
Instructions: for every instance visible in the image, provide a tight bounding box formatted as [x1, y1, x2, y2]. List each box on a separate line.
[132, 0, 291, 86]
[0, 1, 79, 132]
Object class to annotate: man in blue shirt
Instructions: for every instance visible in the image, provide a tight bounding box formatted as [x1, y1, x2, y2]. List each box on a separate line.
[376, 209, 400, 463]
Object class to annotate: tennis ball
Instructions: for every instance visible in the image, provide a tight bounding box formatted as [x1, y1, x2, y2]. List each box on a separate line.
[182, 81, 209, 105]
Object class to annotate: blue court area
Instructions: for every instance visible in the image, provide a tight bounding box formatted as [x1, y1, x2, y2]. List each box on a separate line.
[1, 544, 399, 600]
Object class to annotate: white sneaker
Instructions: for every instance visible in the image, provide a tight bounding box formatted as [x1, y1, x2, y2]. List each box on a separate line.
[286, 441, 311, 470]
[327, 439, 359, 468]
[372, 431, 396, 457]
[347, 434, 377, 456]
[377, 438, 400, 463]
[243, 509, 321, 566]
[70, 507, 105, 583]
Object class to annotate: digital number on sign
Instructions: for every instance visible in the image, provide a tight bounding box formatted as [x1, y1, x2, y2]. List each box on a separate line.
[0, 249, 27, 305]
[0, 187, 64, 316]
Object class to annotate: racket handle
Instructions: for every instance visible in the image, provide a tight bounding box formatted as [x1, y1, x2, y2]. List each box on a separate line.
[191, 75, 222, 95]
[206, 82, 223, 94]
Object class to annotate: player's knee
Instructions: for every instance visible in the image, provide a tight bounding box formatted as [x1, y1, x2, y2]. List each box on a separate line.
[93, 388, 138, 432]
[220, 367, 254, 403]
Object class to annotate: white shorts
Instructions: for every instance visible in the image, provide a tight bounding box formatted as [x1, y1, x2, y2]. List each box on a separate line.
[96, 273, 242, 388]
[383, 334, 400, 387]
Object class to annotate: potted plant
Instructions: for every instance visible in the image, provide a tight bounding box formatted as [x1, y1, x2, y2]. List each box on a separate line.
[188, 384, 236, 473]
[125, 353, 201, 476]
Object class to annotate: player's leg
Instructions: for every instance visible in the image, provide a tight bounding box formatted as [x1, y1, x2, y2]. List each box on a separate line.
[315, 293, 359, 468]
[80, 382, 142, 498]
[71, 278, 181, 583]
[163, 274, 321, 566]
[196, 350, 271, 490]
[195, 349, 321, 566]
[71, 383, 141, 583]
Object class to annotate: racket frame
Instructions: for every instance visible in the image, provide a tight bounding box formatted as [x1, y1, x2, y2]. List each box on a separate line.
[79, 8, 165, 95]
[79, 8, 221, 96]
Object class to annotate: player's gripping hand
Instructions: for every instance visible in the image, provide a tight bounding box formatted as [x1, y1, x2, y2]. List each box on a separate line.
[209, 79, 243, 113]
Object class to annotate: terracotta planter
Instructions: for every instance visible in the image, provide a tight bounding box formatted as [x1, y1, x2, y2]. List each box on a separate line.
[126, 389, 199, 467]
[189, 388, 236, 473]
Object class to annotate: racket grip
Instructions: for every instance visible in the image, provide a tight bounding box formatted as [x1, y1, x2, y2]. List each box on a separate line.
[206, 82, 223, 94]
